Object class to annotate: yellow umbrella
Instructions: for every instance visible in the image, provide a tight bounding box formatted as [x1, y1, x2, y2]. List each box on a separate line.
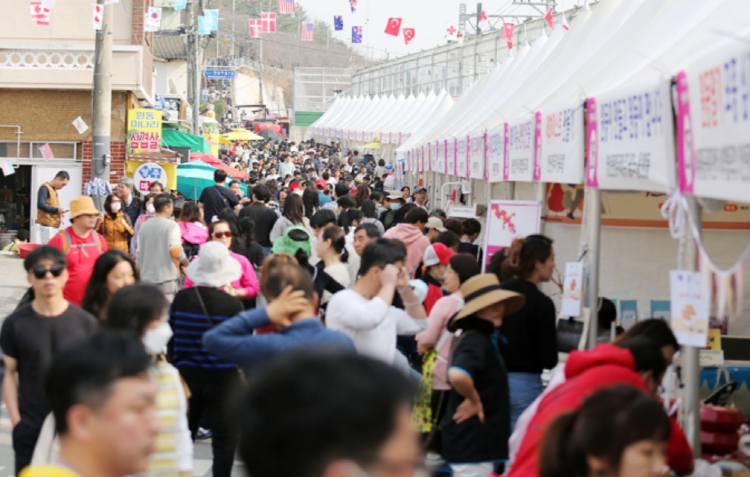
[363, 138, 381, 149]
[222, 129, 264, 141]
[218, 136, 233, 145]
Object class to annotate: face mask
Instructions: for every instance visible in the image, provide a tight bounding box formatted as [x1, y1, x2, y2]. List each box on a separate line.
[146, 203, 155, 214]
[111, 202, 122, 212]
[390, 203, 401, 211]
[142, 321, 173, 354]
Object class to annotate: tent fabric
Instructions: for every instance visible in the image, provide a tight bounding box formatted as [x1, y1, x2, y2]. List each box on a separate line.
[176, 166, 248, 200]
[223, 129, 264, 141]
[161, 128, 210, 154]
[182, 157, 248, 180]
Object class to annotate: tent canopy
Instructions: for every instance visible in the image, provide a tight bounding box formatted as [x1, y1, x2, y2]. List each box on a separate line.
[161, 128, 210, 154]
[223, 129, 264, 141]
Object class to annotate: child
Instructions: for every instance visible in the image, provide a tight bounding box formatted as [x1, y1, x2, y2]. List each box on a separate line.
[2, 229, 29, 255]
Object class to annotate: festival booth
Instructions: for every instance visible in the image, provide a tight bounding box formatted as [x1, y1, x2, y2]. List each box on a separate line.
[397, 0, 750, 460]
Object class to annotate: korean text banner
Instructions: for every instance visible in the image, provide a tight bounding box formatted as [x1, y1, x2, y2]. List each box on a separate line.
[469, 133, 485, 180]
[430, 141, 438, 172]
[447, 139, 456, 176]
[436, 140, 445, 173]
[677, 44, 750, 203]
[586, 78, 675, 193]
[537, 98, 585, 184]
[456, 136, 468, 178]
[127, 109, 162, 154]
[486, 124, 506, 183]
[506, 114, 535, 182]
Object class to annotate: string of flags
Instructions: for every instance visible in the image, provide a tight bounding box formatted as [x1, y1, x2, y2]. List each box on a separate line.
[277, 0, 294, 14]
[334, 15, 343, 31]
[301, 22, 314, 41]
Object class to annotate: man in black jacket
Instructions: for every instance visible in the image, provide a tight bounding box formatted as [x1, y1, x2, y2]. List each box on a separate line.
[199, 170, 240, 223]
[239, 184, 278, 256]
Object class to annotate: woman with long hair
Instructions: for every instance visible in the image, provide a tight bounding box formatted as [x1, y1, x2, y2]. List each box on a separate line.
[96, 194, 134, 252]
[540, 386, 670, 477]
[487, 234, 559, 431]
[361, 199, 385, 236]
[414, 254, 480, 453]
[130, 192, 157, 256]
[302, 187, 320, 222]
[184, 220, 259, 308]
[105, 284, 193, 477]
[315, 226, 350, 303]
[353, 184, 371, 207]
[338, 207, 363, 244]
[81, 250, 139, 322]
[270, 193, 311, 241]
[178, 201, 208, 262]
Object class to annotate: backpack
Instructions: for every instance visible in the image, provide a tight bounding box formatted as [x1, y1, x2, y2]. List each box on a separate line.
[58, 229, 103, 255]
[183, 241, 200, 262]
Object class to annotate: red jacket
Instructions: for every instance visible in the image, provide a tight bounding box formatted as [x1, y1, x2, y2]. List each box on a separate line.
[507, 345, 693, 477]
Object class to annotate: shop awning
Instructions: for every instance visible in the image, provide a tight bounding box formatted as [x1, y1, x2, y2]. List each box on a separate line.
[161, 128, 210, 154]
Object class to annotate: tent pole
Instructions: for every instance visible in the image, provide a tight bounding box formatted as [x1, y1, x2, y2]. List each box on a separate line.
[506, 181, 515, 200]
[678, 196, 702, 454]
[536, 182, 547, 235]
[586, 188, 601, 349]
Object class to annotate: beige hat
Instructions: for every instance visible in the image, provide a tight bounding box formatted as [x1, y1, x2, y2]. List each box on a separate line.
[450, 274, 525, 326]
[386, 190, 402, 201]
[69, 196, 100, 219]
[425, 217, 447, 232]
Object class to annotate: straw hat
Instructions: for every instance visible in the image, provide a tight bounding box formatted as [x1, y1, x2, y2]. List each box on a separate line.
[69, 196, 100, 219]
[450, 274, 525, 325]
[185, 242, 242, 287]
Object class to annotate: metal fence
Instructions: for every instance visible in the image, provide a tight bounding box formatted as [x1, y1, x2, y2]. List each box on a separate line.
[293, 67, 354, 113]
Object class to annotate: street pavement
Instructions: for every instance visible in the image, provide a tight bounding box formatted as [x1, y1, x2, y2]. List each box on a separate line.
[0, 256, 246, 477]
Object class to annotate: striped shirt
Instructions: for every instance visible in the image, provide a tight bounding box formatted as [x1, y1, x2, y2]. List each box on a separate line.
[169, 287, 244, 369]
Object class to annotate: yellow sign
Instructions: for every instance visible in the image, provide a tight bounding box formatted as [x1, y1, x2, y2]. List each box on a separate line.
[127, 109, 163, 154]
[126, 161, 177, 191]
[708, 329, 722, 351]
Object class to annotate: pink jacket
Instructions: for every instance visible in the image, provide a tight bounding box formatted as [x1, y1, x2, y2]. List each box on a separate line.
[383, 223, 431, 274]
[416, 292, 464, 390]
[184, 250, 260, 299]
[179, 221, 209, 245]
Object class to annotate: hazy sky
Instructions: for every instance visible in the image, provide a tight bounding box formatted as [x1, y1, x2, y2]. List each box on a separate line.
[296, 0, 588, 58]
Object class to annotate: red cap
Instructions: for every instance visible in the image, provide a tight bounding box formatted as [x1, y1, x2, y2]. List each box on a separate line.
[289, 182, 300, 192]
[315, 178, 327, 188]
[423, 243, 455, 267]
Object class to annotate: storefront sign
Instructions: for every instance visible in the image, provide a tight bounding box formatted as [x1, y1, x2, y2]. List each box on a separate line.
[127, 161, 177, 192]
[670, 270, 710, 347]
[127, 109, 162, 154]
[483, 199, 541, 269]
[537, 98, 585, 184]
[486, 124, 506, 183]
[586, 79, 675, 193]
[506, 114, 535, 182]
[469, 133, 485, 180]
[676, 44, 750, 203]
[444, 139, 454, 176]
[456, 136, 468, 178]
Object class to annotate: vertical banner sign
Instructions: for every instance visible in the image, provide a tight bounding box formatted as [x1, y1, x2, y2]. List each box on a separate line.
[456, 137, 467, 178]
[670, 270, 710, 347]
[447, 139, 456, 176]
[127, 109, 162, 154]
[436, 140, 445, 173]
[533, 112, 543, 181]
[439, 140, 446, 174]
[676, 44, 750, 203]
[561, 262, 584, 317]
[418, 146, 424, 172]
[483, 200, 541, 270]
[586, 97, 599, 188]
[506, 114, 535, 182]
[538, 98, 585, 184]
[484, 132, 490, 182]
[469, 133, 485, 180]
[430, 141, 438, 172]
[586, 79, 676, 192]
[486, 124, 505, 183]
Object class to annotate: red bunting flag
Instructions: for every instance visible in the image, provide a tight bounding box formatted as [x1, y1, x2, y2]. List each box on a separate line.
[544, 8, 554, 30]
[503, 22, 514, 49]
[93, 4, 102, 30]
[403, 27, 415, 45]
[385, 17, 401, 36]
[249, 18, 262, 38]
[479, 10, 488, 22]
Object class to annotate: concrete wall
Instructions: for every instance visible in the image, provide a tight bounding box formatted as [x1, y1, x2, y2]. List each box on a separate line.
[154, 60, 188, 97]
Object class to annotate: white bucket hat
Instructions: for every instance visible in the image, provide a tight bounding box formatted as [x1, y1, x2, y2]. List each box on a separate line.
[185, 242, 242, 287]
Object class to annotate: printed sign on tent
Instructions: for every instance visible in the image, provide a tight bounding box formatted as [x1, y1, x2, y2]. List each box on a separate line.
[670, 270, 710, 347]
[486, 124, 506, 183]
[430, 141, 438, 172]
[586, 78, 675, 193]
[446, 139, 456, 177]
[435, 140, 445, 173]
[537, 98, 585, 184]
[506, 114, 535, 182]
[469, 133, 485, 180]
[456, 137, 467, 178]
[483, 200, 541, 270]
[561, 262, 584, 317]
[676, 43, 750, 203]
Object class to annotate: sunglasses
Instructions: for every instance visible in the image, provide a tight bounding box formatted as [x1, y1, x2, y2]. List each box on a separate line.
[213, 231, 233, 239]
[31, 264, 65, 279]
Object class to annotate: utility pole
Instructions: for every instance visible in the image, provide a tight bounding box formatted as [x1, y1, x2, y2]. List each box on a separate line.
[230, 0, 235, 57]
[91, 0, 113, 210]
[258, 0, 265, 119]
[191, 0, 203, 135]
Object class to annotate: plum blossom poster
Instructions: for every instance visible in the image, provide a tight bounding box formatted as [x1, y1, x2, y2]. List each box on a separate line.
[482, 200, 541, 271]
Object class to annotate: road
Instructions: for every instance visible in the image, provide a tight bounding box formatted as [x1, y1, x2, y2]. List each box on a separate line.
[0, 256, 246, 477]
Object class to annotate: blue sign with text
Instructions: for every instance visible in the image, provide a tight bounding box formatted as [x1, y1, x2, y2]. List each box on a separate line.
[204, 69, 235, 80]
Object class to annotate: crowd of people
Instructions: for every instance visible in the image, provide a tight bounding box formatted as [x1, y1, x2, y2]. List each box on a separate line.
[0, 137, 693, 477]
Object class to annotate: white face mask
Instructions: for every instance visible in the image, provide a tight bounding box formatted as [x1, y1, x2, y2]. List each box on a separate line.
[146, 203, 155, 214]
[142, 321, 173, 354]
[111, 202, 122, 212]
